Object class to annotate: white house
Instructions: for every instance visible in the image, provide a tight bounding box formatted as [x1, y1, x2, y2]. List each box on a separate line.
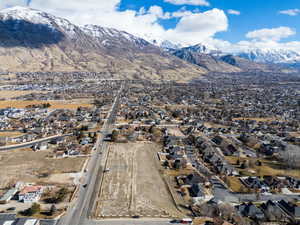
[18, 186, 43, 203]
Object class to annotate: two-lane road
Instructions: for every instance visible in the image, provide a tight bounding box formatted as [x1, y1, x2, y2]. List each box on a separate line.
[57, 85, 123, 225]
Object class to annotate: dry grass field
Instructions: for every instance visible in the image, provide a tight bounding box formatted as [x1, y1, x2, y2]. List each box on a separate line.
[0, 90, 47, 99]
[0, 148, 86, 188]
[0, 131, 23, 138]
[95, 142, 181, 218]
[232, 117, 282, 122]
[226, 156, 300, 179]
[0, 100, 92, 109]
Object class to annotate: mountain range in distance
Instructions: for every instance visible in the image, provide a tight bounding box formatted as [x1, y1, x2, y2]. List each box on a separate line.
[0, 6, 299, 81]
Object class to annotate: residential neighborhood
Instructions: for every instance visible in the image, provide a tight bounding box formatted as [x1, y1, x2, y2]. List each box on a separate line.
[0, 72, 299, 225]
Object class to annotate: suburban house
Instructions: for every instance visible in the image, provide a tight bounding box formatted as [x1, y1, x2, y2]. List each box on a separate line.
[189, 183, 213, 203]
[236, 202, 265, 220]
[278, 200, 300, 220]
[18, 186, 43, 203]
[0, 188, 18, 204]
[261, 200, 288, 222]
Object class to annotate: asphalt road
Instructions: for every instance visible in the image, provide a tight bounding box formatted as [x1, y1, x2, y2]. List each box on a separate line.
[0, 133, 72, 151]
[57, 85, 123, 225]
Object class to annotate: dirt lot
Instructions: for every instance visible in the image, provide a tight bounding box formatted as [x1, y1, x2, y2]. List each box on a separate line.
[0, 100, 92, 109]
[96, 142, 181, 218]
[0, 148, 86, 188]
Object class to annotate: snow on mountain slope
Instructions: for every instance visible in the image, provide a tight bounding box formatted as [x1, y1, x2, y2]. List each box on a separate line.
[0, 6, 78, 37]
[81, 24, 152, 50]
[236, 48, 300, 64]
[0, 6, 206, 80]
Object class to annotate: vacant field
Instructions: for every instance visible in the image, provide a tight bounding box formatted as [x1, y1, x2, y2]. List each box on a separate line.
[227, 177, 244, 192]
[204, 122, 227, 129]
[0, 131, 23, 138]
[232, 117, 282, 122]
[96, 142, 181, 218]
[0, 90, 47, 99]
[0, 100, 92, 109]
[168, 127, 185, 137]
[0, 148, 86, 188]
[226, 156, 300, 179]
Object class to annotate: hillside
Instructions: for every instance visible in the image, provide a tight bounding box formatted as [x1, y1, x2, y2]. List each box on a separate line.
[0, 6, 206, 81]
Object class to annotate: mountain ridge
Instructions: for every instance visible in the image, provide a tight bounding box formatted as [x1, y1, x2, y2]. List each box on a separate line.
[0, 6, 207, 81]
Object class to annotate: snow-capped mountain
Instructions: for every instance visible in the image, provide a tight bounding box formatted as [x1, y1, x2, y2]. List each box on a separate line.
[0, 6, 79, 37]
[0, 6, 206, 80]
[159, 39, 300, 65]
[0, 6, 297, 76]
[159, 40, 182, 51]
[81, 24, 152, 50]
[236, 48, 300, 64]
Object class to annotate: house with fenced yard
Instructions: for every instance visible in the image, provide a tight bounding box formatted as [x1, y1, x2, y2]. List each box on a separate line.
[18, 186, 43, 203]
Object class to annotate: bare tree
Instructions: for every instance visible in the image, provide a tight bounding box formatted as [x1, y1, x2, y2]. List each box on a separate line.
[280, 144, 300, 169]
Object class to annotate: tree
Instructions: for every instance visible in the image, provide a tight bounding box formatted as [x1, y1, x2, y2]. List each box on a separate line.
[49, 204, 57, 216]
[111, 130, 119, 142]
[280, 144, 300, 169]
[45, 188, 68, 204]
[24, 203, 41, 216]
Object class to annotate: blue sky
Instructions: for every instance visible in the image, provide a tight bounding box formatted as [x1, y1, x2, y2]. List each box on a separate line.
[1, 0, 300, 52]
[119, 0, 300, 43]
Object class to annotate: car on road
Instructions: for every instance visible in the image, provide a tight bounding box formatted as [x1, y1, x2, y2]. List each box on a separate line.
[103, 168, 110, 173]
[132, 215, 140, 219]
[6, 207, 16, 211]
[83, 184, 88, 188]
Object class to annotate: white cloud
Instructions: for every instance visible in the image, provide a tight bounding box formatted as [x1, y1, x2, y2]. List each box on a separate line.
[246, 26, 296, 42]
[164, 0, 209, 6]
[279, 9, 300, 16]
[221, 27, 300, 54]
[227, 40, 300, 54]
[148, 5, 171, 19]
[164, 8, 228, 46]
[227, 9, 240, 15]
[0, 0, 28, 8]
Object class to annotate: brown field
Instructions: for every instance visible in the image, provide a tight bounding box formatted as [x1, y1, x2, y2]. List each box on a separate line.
[227, 177, 244, 192]
[0, 100, 93, 109]
[0, 131, 23, 138]
[0, 148, 86, 188]
[168, 127, 185, 137]
[204, 122, 227, 129]
[232, 117, 283, 122]
[226, 156, 300, 179]
[289, 132, 300, 138]
[95, 142, 181, 218]
[0, 90, 47, 99]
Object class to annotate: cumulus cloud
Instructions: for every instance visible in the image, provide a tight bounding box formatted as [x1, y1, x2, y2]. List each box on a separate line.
[221, 27, 300, 53]
[148, 5, 171, 19]
[246, 26, 296, 42]
[279, 9, 300, 16]
[165, 8, 228, 45]
[164, 0, 210, 6]
[0, 0, 28, 8]
[227, 9, 240, 15]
